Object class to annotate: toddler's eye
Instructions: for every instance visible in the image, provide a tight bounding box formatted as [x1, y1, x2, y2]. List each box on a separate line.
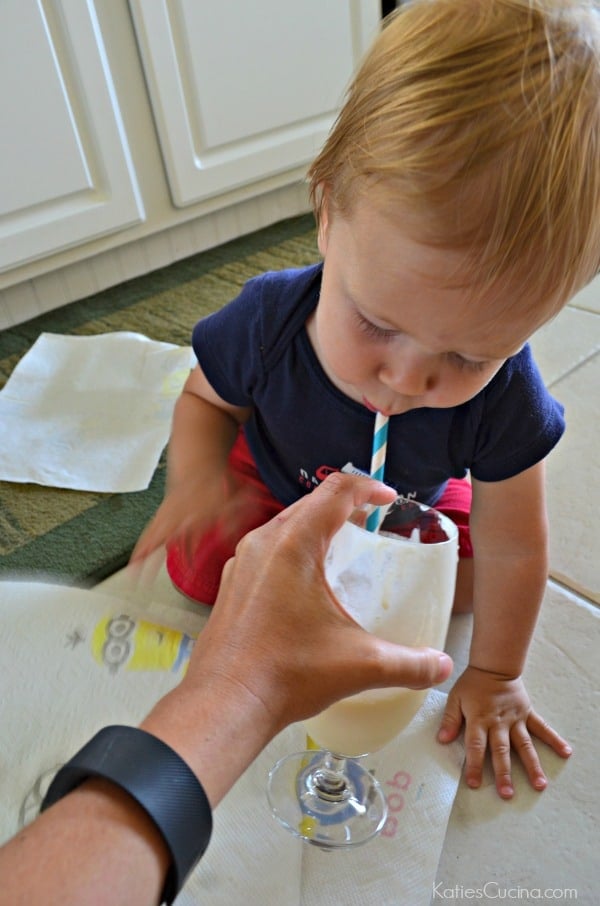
[354, 311, 397, 341]
[447, 352, 488, 372]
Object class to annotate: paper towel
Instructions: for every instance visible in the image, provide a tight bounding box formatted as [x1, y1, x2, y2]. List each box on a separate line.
[0, 580, 463, 905]
[0, 581, 202, 842]
[0, 332, 194, 491]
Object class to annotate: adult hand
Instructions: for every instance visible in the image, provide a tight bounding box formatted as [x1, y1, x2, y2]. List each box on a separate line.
[0, 473, 453, 906]
[183, 472, 454, 739]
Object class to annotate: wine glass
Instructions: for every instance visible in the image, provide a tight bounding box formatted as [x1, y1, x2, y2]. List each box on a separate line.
[267, 498, 458, 849]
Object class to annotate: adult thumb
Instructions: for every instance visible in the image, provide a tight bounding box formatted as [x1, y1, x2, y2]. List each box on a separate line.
[374, 644, 453, 690]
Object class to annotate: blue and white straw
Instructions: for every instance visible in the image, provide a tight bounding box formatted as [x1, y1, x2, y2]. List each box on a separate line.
[366, 411, 389, 532]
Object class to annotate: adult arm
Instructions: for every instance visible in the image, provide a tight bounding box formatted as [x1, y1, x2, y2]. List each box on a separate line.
[0, 474, 453, 906]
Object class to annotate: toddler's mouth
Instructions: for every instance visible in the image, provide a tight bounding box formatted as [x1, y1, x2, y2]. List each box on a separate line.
[362, 397, 380, 413]
[363, 397, 394, 416]
[363, 396, 416, 417]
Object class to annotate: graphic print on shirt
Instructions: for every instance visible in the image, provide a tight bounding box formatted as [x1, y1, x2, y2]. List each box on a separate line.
[298, 464, 340, 490]
[298, 461, 423, 504]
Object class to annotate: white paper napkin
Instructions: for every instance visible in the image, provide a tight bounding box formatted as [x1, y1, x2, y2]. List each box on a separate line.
[0, 332, 194, 491]
[0, 580, 463, 905]
[180, 693, 464, 906]
[299, 693, 464, 906]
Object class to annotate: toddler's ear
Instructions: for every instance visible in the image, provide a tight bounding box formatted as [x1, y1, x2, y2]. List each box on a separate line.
[316, 186, 331, 256]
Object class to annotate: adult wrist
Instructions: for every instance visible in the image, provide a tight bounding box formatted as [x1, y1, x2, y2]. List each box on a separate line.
[41, 725, 213, 905]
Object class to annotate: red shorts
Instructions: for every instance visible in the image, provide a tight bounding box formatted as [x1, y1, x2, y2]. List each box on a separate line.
[166, 431, 473, 605]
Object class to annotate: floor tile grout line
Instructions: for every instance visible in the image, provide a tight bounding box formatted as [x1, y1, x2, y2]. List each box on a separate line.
[567, 302, 600, 317]
[548, 575, 599, 609]
[546, 346, 599, 389]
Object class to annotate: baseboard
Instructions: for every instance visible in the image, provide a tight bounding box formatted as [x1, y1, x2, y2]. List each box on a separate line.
[0, 182, 311, 331]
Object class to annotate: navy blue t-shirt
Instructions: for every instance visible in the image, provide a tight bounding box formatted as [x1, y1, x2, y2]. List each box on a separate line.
[193, 264, 565, 507]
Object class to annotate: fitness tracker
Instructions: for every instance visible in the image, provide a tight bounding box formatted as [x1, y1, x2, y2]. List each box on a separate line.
[41, 725, 213, 905]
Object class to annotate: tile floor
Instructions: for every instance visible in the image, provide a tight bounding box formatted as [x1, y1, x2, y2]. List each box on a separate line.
[98, 274, 599, 904]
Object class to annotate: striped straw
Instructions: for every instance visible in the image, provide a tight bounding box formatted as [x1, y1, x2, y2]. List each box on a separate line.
[366, 411, 389, 532]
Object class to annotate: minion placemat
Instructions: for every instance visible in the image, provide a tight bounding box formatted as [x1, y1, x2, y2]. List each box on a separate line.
[0, 579, 202, 842]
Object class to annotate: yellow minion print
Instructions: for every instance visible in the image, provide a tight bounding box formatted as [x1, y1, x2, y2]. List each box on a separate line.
[91, 614, 195, 675]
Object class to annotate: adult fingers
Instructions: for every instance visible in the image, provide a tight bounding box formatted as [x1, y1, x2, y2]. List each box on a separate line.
[261, 472, 396, 558]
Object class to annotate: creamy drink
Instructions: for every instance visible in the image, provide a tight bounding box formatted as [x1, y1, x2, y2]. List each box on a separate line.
[268, 500, 458, 848]
[304, 504, 458, 756]
[304, 687, 428, 756]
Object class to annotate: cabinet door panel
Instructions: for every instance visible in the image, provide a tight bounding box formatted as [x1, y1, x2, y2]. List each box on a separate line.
[0, 0, 143, 273]
[129, 0, 380, 207]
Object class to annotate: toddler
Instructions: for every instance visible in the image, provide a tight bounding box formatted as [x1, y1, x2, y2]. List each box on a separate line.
[133, 0, 600, 798]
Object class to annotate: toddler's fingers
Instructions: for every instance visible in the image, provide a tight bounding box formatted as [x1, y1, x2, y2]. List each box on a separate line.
[130, 515, 172, 564]
[123, 546, 165, 601]
[437, 695, 463, 744]
[510, 722, 547, 792]
[462, 725, 488, 790]
[488, 724, 514, 799]
[129, 527, 155, 563]
[526, 710, 573, 759]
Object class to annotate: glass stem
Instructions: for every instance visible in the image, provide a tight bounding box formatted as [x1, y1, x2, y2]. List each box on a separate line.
[312, 752, 350, 801]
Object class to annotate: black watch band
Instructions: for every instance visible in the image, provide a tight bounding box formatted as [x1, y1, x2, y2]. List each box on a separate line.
[41, 725, 213, 905]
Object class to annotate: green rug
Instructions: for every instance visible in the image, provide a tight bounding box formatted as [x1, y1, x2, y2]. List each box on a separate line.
[0, 214, 318, 584]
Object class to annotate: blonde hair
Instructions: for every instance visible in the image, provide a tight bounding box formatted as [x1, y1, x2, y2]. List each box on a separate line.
[308, 0, 600, 312]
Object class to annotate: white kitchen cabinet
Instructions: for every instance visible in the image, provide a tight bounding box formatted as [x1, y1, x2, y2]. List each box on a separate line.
[0, 0, 144, 274]
[0, 0, 381, 327]
[129, 0, 381, 207]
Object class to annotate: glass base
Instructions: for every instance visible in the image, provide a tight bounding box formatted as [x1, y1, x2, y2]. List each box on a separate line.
[267, 750, 388, 849]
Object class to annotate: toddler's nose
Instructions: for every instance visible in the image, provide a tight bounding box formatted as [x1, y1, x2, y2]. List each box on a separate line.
[379, 347, 439, 397]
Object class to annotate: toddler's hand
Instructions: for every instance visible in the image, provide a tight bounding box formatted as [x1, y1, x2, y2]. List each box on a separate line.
[130, 469, 255, 567]
[437, 666, 572, 798]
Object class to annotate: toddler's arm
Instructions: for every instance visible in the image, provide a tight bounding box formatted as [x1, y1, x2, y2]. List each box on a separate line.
[131, 364, 251, 563]
[438, 462, 572, 797]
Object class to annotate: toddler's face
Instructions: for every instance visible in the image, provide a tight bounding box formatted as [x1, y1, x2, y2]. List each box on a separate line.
[306, 198, 549, 416]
